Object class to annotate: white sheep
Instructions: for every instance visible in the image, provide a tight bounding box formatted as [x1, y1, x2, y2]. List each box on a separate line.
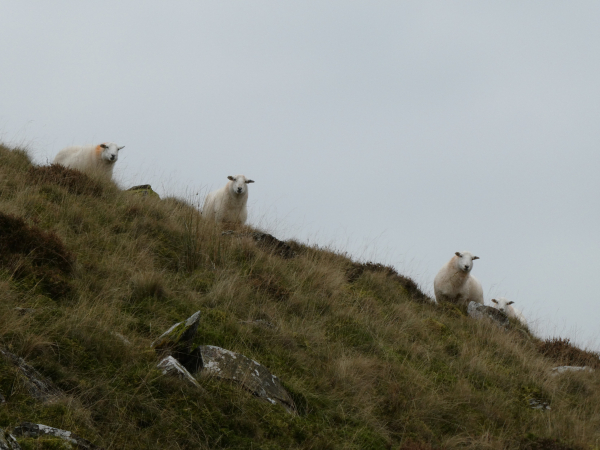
[434, 251, 483, 305]
[203, 175, 254, 225]
[53, 143, 124, 179]
[491, 297, 527, 326]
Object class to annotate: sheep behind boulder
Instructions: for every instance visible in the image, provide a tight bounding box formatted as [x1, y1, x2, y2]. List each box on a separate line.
[491, 297, 527, 326]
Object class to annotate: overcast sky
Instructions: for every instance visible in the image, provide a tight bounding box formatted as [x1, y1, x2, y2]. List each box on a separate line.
[1, 2, 599, 350]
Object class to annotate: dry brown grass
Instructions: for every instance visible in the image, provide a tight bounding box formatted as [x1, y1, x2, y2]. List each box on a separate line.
[0, 143, 599, 450]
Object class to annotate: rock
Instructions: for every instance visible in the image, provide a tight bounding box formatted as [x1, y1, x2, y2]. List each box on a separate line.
[528, 398, 551, 410]
[0, 428, 21, 450]
[126, 184, 160, 199]
[550, 366, 594, 376]
[0, 348, 61, 402]
[151, 311, 202, 372]
[111, 332, 131, 346]
[12, 423, 102, 450]
[199, 345, 296, 414]
[467, 301, 510, 328]
[157, 356, 203, 389]
[222, 231, 297, 259]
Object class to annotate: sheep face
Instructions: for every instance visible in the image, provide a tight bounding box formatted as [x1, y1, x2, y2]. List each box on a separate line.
[99, 143, 125, 164]
[227, 175, 254, 195]
[491, 297, 514, 313]
[454, 251, 479, 273]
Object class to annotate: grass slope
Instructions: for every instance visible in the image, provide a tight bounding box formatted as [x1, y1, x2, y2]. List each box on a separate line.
[0, 144, 599, 450]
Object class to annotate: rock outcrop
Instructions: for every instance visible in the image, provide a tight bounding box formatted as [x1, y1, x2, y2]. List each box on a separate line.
[151, 312, 296, 414]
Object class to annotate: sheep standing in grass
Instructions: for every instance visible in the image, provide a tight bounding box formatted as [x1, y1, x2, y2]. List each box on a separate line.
[53, 143, 124, 179]
[434, 251, 483, 305]
[491, 297, 527, 326]
[203, 175, 254, 225]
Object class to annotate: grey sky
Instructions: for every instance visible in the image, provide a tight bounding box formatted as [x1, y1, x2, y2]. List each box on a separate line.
[2, 2, 599, 349]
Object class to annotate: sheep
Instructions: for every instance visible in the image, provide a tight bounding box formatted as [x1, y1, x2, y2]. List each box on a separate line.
[491, 297, 527, 326]
[203, 175, 254, 225]
[53, 143, 124, 179]
[433, 251, 483, 305]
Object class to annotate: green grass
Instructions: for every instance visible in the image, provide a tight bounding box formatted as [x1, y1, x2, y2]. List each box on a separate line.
[0, 143, 599, 450]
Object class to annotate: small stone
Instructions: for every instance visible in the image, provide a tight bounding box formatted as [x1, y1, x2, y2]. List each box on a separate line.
[528, 398, 551, 410]
[112, 332, 131, 346]
[157, 356, 203, 389]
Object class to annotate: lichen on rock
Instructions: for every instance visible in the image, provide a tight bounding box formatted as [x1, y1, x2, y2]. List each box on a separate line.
[199, 345, 296, 414]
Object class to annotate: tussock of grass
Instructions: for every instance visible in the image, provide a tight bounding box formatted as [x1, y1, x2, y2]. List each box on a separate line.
[536, 338, 600, 369]
[0, 143, 599, 449]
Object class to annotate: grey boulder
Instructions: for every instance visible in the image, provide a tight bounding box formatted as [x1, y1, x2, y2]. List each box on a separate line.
[467, 301, 510, 328]
[200, 345, 296, 414]
[0, 348, 61, 402]
[12, 422, 102, 450]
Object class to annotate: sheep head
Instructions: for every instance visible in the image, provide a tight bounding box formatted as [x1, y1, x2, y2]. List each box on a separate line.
[99, 143, 125, 164]
[227, 175, 254, 195]
[454, 251, 479, 273]
[491, 298, 514, 312]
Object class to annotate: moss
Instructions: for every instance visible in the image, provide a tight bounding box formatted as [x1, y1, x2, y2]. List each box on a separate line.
[18, 437, 73, 450]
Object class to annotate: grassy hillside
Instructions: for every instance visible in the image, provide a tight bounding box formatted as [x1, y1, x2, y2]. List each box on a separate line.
[0, 144, 599, 450]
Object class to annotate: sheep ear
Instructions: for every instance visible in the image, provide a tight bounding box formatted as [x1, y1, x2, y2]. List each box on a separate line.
[227, 176, 235, 181]
[507, 301, 514, 305]
[473, 256, 480, 260]
[118, 146, 125, 150]
[100, 144, 108, 149]
[455, 252, 462, 257]
[491, 299, 498, 304]
[245, 179, 254, 184]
